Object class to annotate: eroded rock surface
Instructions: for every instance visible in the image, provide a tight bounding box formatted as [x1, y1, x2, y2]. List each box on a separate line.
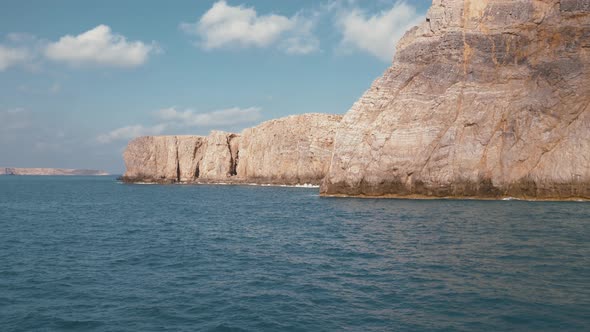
[237, 114, 342, 185]
[122, 114, 341, 185]
[320, 0, 590, 199]
[123, 133, 238, 183]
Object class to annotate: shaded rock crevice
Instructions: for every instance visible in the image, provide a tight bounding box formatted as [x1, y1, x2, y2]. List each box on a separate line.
[227, 134, 239, 177]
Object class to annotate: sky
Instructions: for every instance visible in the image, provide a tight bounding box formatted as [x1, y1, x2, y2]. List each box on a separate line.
[0, 0, 430, 173]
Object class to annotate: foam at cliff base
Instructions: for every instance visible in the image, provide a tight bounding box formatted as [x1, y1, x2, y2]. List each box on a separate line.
[225, 182, 319, 188]
[172, 181, 320, 188]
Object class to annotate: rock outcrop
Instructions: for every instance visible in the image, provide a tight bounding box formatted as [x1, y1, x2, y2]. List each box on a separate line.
[321, 0, 590, 199]
[237, 114, 342, 185]
[122, 114, 342, 185]
[122, 133, 238, 183]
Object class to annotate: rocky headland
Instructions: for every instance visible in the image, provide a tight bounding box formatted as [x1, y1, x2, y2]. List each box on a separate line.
[123, 0, 589, 200]
[122, 114, 342, 185]
[321, 0, 590, 200]
[0, 168, 109, 176]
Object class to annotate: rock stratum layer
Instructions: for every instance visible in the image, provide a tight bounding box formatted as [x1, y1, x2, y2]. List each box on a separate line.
[0, 168, 109, 176]
[122, 114, 342, 185]
[321, 0, 590, 199]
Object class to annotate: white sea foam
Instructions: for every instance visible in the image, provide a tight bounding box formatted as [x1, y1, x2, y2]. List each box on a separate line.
[245, 183, 319, 188]
[168, 181, 320, 188]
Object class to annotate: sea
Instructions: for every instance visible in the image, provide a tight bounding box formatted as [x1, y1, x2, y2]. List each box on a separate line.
[1, 176, 589, 331]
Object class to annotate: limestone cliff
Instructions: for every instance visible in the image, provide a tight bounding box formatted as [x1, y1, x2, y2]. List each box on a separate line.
[122, 133, 238, 183]
[321, 0, 590, 199]
[237, 114, 342, 185]
[122, 114, 342, 185]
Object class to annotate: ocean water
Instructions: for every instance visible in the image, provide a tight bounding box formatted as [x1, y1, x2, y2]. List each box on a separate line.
[1, 176, 589, 332]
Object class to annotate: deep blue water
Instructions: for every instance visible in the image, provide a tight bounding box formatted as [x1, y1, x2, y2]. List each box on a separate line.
[1, 176, 589, 331]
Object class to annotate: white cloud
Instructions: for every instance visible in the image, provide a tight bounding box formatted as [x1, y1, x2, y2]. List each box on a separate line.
[0, 45, 31, 71]
[192, 1, 293, 48]
[156, 106, 262, 127]
[279, 15, 320, 55]
[45, 25, 157, 67]
[6, 33, 37, 43]
[181, 1, 319, 54]
[281, 36, 320, 55]
[336, 1, 422, 61]
[0, 33, 46, 72]
[97, 124, 168, 144]
[97, 106, 262, 144]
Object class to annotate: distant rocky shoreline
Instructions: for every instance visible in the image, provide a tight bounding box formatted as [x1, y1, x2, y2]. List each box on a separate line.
[122, 0, 590, 201]
[0, 168, 109, 176]
[122, 114, 341, 186]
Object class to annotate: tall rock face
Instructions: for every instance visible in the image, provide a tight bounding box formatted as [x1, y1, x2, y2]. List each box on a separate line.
[123, 133, 238, 183]
[321, 0, 590, 199]
[237, 114, 342, 185]
[122, 114, 342, 185]
[198, 131, 240, 181]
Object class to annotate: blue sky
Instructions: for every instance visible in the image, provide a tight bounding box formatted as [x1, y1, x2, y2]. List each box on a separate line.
[0, 0, 430, 173]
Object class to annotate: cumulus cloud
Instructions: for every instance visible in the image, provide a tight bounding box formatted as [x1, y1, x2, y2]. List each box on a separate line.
[0, 45, 31, 71]
[279, 15, 321, 55]
[1, 33, 47, 72]
[156, 106, 262, 127]
[97, 106, 261, 144]
[336, 1, 422, 61]
[181, 1, 319, 54]
[44, 25, 157, 67]
[96, 124, 168, 144]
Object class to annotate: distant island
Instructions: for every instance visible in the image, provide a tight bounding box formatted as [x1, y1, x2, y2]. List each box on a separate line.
[0, 168, 109, 176]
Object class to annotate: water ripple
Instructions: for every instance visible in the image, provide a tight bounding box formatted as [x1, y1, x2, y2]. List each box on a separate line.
[0, 176, 589, 331]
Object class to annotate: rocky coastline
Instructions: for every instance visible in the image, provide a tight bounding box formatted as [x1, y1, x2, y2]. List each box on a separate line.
[122, 114, 342, 186]
[122, 0, 589, 200]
